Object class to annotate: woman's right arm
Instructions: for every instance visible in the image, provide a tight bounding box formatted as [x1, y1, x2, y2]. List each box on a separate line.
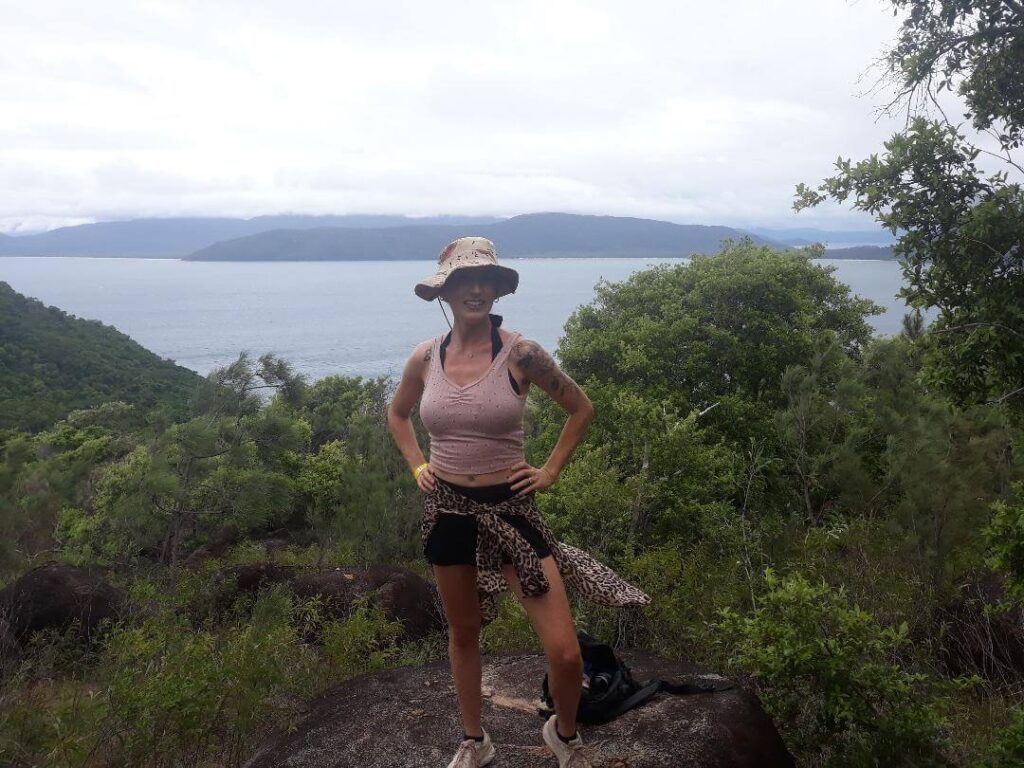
[386, 340, 436, 492]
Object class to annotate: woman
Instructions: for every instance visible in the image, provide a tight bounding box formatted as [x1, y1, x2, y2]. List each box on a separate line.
[387, 236, 650, 768]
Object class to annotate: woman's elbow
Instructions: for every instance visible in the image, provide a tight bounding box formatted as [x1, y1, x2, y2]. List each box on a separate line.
[575, 394, 595, 424]
[386, 402, 407, 431]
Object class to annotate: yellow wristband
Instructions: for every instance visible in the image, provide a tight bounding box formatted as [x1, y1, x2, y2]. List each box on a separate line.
[413, 463, 429, 480]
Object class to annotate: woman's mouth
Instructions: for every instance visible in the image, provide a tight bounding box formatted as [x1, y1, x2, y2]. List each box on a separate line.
[464, 299, 486, 310]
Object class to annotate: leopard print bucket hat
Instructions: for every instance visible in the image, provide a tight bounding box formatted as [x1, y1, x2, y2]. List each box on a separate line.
[414, 236, 519, 301]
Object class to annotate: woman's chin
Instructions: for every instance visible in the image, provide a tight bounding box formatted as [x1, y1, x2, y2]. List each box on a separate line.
[456, 305, 493, 319]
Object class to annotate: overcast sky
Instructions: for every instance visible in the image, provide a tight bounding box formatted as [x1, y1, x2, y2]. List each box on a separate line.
[0, 0, 994, 233]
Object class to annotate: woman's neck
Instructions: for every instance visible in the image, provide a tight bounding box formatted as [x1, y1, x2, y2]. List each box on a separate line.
[450, 315, 492, 350]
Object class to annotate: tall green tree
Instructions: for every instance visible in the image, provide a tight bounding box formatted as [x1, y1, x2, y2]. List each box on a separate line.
[796, 1, 1024, 416]
[58, 353, 309, 567]
[552, 239, 880, 446]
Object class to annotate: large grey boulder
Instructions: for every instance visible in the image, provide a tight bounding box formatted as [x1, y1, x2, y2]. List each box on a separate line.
[243, 651, 793, 768]
[292, 565, 443, 641]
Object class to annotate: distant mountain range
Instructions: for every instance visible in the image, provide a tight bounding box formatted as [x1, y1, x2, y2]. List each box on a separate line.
[185, 213, 785, 261]
[0, 213, 896, 261]
[0, 215, 503, 258]
[821, 245, 895, 260]
[746, 226, 896, 247]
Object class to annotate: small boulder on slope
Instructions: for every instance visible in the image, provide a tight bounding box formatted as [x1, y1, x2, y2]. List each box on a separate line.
[243, 651, 793, 768]
[0, 563, 124, 642]
[212, 563, 443, 641]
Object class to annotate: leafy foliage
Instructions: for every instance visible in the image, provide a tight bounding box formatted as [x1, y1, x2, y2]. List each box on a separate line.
[884, 0, 1024, 148]
[796, 120, 1024, 416]
[980, 705, 1024, 768]
[796, 0, 1024, 417]
[717, 570, 952, 767]
[554, 239, 880, 442]
[984, 483, 1024, 604]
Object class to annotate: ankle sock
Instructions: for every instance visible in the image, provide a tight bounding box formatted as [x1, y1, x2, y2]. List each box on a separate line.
[555, 718, 578, 743]
[463, 732, 484, 743]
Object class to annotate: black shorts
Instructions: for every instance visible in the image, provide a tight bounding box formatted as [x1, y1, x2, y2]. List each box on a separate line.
[424, 477, 552, 566]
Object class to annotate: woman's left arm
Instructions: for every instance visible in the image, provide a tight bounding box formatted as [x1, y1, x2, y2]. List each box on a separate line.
[507, 339, 594, 497]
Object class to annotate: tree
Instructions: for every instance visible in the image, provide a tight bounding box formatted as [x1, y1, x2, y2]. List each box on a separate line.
[553, 239, 881, 445]
[882, 0, 1024, 148]
[796, 1, 1024, 416]
[297, 440, 386, 568]
[57, 353, 309, 568]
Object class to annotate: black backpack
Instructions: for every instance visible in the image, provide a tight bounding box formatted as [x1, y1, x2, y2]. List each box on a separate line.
[539, 630, 730, 725]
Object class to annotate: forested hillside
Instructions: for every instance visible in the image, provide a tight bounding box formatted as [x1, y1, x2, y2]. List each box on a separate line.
[0, 282, 201, 431]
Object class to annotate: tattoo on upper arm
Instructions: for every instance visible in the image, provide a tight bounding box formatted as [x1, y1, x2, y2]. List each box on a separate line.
[513, 340, 578, 400]
[423, 347, 433, 363]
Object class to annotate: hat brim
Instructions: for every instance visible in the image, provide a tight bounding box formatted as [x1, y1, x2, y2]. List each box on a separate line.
[415, 263, 519, 301]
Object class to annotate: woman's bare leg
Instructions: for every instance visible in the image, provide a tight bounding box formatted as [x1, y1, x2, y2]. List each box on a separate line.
[501, 556, 582, 738]
[433, 564, 484, 737]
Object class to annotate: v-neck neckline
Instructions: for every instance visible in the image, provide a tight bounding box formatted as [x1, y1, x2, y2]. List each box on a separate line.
[438, 330, 520, 390]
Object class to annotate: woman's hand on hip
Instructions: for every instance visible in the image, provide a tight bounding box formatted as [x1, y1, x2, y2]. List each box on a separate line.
[508, 461, 556, 497]
[416, 465, 437, 493]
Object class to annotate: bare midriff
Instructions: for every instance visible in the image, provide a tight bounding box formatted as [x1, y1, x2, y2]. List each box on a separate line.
[429, 464, 516, 487]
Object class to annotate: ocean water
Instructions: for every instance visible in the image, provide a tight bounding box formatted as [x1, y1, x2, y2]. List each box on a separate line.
[0, 257, 914, 381]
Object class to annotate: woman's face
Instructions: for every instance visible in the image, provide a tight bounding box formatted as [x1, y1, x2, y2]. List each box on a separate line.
[441, 268, 499, 320]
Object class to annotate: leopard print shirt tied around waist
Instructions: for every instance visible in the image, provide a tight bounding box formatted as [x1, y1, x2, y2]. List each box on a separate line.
[422, 480, 652, 625]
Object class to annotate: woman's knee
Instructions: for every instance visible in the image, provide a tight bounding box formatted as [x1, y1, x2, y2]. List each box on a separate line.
[547, 641, 582, 673]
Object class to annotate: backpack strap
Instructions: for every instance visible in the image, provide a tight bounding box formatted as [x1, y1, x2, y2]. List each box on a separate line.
[602, 677, 735, 722]
[602, 679, 662, 722]
[658, 679, 734, 695]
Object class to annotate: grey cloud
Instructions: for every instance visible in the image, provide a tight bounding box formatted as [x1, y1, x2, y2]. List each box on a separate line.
[0, 0, 957, 233]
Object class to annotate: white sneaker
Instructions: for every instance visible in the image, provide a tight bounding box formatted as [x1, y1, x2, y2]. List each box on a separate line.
[446, 729, 495, 767]
[542, 714, 592, 767]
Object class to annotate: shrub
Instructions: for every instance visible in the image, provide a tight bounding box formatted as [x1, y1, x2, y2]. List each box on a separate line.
[716, 569, 950, 767]
[100, 588, 317, 767]
[320, 596, 406, 678]
[985, 484, 1024, 605]
[979, 705, 1024, 768]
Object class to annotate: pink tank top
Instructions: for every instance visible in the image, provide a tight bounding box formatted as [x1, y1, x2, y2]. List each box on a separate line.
[419, 331, 527, 474]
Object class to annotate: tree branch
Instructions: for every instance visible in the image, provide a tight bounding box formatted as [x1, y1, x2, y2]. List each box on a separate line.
[981, 128, 1024, 174]
[932, 322, 1024, 340]
[986, 385, 1024, 405]
[697, 402, 721, 418]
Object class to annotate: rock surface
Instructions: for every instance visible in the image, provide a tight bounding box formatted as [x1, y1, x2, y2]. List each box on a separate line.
[243, 652, 793, 768]
[213, 563, 444, 641]
[0, 564, 124, 642]
[0, 616, 19, 668]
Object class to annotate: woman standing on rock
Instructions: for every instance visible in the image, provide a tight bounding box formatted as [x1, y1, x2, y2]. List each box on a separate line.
[387, 236, 650, 768]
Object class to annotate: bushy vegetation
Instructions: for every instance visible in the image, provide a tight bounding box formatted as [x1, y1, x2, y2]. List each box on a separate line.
[716, 570, 952, 767]
[0, 577, 428, 768]
[3, 239, 1022, 766]
[2, 2, 1023, 765]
